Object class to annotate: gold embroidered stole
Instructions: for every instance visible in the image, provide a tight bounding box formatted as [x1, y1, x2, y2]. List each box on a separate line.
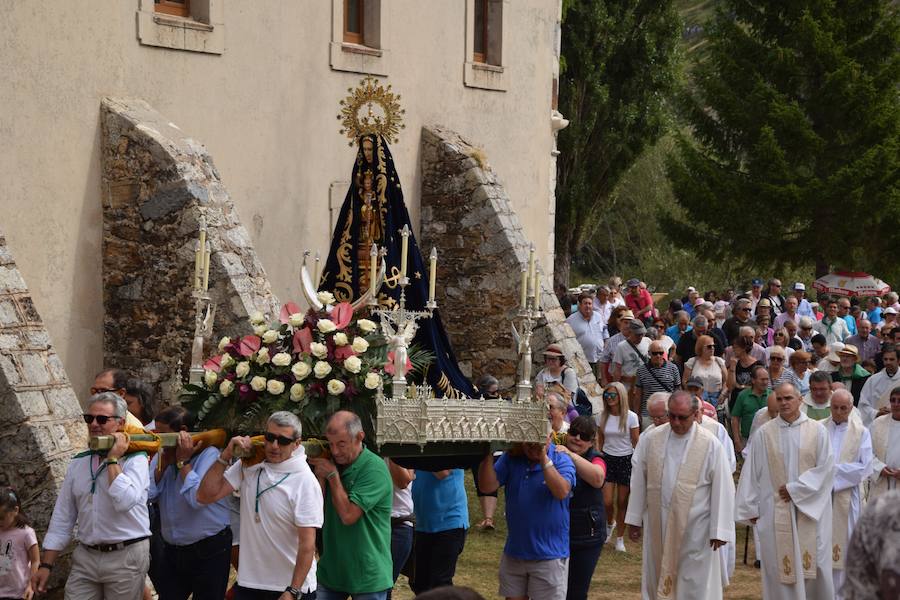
[763, 419, 818, 584]
[647, 424, 712, 599]
[870, 415, 893, 499]
[829, 418, 863, 570]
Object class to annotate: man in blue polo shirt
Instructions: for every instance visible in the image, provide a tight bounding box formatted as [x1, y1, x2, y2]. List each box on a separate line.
[479, 437, 576, 600]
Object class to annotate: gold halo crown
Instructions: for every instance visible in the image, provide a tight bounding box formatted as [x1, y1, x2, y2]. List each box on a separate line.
[338, 76, 406, 146]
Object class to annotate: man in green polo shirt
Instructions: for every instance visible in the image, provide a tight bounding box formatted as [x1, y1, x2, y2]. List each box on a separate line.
[731, 365, 771, 454]
[309, 411, 392, 600]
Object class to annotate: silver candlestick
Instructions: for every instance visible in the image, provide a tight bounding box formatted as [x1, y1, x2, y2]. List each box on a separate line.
[188, 290, 216, 385]
[513, 275, 543, 403]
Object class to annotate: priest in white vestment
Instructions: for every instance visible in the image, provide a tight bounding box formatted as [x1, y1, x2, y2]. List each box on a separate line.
[868, 385, 900, 500]
[626, 390, 735, 600]
[858, 346, 900, 426]
[825, 389, 873, 599]
[735, 381, 835, 600]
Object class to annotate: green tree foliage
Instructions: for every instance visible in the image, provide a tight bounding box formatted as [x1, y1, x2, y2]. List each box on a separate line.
[665, 0, 900, 279]
[555, 0, 681, 287]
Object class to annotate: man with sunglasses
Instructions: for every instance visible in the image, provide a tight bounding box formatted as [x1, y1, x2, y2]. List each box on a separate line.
[625, 390, 735, 599]
[722, 298, 756, 345]
[198, 411, 322, 600]
[33, 392, 151, 599]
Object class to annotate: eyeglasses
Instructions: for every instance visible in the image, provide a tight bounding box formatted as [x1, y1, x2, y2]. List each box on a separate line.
[263, 432, 297, 446]
[739, 308, 751, 312]
[770, 357, 784, 362]
[704, 344, 715, 349]
[90, 386, 118, 396]
[568, 432, 595, 443]
[650, 351, 666, 356]
[667, 411, 695, 421]
[602, 391, 618, 399]
[82, 414, 120, 425]
[544, 356, 560, 362]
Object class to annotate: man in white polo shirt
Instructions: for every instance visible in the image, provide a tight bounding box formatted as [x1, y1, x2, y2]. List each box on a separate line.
[198, 411, 323, 600]
[33, 392, 151, 599]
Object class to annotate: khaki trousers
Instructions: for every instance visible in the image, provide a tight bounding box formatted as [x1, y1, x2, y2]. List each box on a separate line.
[65, 539, 149, 600]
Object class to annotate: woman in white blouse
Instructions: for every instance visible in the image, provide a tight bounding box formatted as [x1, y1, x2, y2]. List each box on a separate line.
[682, 334, 728, 408]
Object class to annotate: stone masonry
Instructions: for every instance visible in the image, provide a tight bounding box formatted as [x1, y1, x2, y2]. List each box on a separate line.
[100, 98, 280, 399]
[0, 231, 86, 597]
[419, 126, 601, 408]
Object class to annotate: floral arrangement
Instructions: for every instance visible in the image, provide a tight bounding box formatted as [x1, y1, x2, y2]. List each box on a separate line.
[183, 291, 427, 439]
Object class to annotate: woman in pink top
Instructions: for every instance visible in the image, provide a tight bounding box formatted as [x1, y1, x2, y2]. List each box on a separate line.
[0, 487, 38, 600]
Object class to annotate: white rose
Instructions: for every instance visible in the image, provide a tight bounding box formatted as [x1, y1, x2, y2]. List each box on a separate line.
[289, 313, 305, 327]
[267, 380, 285, 395]
[291, 361, 311, 380]
[290, 383, 305, 401]
[253, 324, 267, 336]
[256, 348, 270, 364]
[351, 337, 370, 353]
[218, 379, 234, 396]
[262, 329, 279, 344]
[249, 311, 266, 325]
[327, 379, 346, 395]
[311, 342, 328, 359]
[217, 336, 231, 351]
[364, 372, 382, 390]
[313, 361, 332, 378]
[220, 354, 235, 369]
[317, 319, 337, 334]
[317, 291, 336, 306]
[344, 355, 362, 374]
[357, 319, 377, 333]
[333, 332, 349, 346]
[250, 376, 267, 392]
[235, 361, 251, 378]
[204, 370, 218, 388]
[272, 352, 292, 367]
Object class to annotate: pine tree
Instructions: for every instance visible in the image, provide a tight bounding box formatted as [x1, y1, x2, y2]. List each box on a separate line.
[555, 0, 681, 287]
[665, 0, 900, 279]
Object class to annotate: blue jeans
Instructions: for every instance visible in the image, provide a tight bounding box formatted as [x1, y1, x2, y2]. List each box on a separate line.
[566, 541, 604, 600]
[386, 523, 413, 600]
[316, 584, 388, 600]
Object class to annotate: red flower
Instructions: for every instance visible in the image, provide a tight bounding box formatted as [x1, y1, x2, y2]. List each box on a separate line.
[331, 302, 354, 330]
[292, 327, 313, 354]
[334, 345, 357, 361]
[238, 335, 261, 357]
[384, 351, 412, 376]
[203, 355, 222, 372]
[279, 302, 302, 325]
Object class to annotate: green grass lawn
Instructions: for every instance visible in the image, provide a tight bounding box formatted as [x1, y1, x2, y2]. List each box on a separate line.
[391, 472, 763, 599]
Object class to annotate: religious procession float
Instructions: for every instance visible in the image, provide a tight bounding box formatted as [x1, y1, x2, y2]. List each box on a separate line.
[92, 77, 548, 464]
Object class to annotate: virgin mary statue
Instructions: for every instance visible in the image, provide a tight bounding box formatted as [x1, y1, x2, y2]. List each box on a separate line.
[318, 132, 476, 399]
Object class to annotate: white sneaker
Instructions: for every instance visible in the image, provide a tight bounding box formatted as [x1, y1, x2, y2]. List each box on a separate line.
[615, 537, 626, 552]
[606, 521, 616, 543]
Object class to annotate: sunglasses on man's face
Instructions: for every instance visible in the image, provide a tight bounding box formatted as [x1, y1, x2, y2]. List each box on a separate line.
[82, 414, 119, 425]
[90, 386, 118, 395]
[705, 344, 715, 349]
[263, 432, 297, 446]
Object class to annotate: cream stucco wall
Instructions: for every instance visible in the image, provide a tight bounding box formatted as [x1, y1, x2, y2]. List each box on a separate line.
[0, 0, 561, 399]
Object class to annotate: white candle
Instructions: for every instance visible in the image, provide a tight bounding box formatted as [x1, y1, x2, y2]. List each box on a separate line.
[520, 266, 528, 310]
[400, 225, 410, 279]
[428, 247, 437, 303]
[527, 244, 536, 298]
[198, 216, 207, 256]
[533, 267, 541, 303]
[369, 243, 378, 298]
[313, 251, 320, 285]
[201, 240, 211, 292]
[193, 240, 202, 292]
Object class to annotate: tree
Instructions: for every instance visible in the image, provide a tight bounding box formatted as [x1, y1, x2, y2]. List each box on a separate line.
[555, 0, 681, 288]
[665, 0, 900, 279]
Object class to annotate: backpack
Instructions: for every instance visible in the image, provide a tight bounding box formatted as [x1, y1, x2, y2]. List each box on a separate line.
[562, 367, 594, 416]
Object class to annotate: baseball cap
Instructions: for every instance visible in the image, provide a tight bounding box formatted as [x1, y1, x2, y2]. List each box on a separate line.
[794, 282, 806, 291]
[885, 307, 898, 315]
[686, 286, 697, 293]
[542, 344, 564, 357]
[620, 310, 635, 320]
[758, 298, 771, 308]
[685, 376, 703, 389]
[626, 278, 641, 287]
[751, 278, 763, 287]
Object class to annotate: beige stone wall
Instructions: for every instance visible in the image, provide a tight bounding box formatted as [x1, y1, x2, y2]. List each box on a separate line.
[0, 1, 561, 400]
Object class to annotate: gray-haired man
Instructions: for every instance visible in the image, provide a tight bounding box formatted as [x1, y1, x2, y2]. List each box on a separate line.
[198, 411, 322, 600]
[33, 392, 151, 599]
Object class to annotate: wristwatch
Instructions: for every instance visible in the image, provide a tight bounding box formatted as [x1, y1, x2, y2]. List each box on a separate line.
[176, 460, 187, 470]
[284, 586, 302, 599]
[105, 457, 119, 466]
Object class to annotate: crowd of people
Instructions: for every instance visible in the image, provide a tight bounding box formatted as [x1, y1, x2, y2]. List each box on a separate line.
[1, 277, 899, 600]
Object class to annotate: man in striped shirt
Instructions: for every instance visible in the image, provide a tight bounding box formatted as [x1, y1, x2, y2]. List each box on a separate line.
[633, 341, 682, 429]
